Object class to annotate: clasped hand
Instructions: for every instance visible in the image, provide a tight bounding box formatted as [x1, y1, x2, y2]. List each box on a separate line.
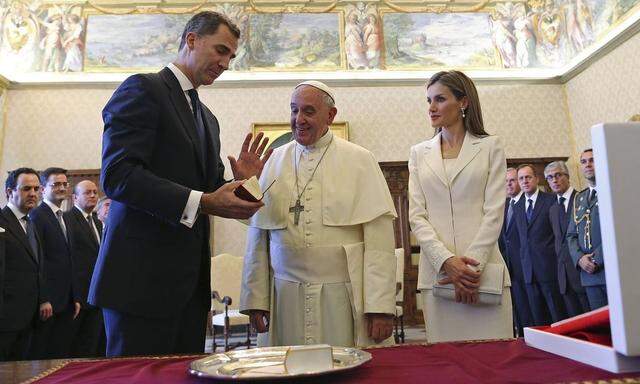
[200, 133, 273, 219]
[438, 256, 481, 305]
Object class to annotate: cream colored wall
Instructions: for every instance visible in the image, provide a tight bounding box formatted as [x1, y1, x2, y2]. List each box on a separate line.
[565, 31, 640, 166]
[1, 82, 574, 256]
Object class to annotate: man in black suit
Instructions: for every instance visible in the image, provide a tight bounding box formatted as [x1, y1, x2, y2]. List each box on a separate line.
[89, 11, 271, 357]
[515, 164, 567, 325]
[65, 180, 104, 357]
[29, 167, 81, 359]
[499, 167, 533, 336]
[0, 168, 42, 361]
[544, 161, 589, 317]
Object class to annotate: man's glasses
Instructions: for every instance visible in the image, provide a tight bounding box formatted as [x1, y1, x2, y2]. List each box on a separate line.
[545, 173, 567, 181]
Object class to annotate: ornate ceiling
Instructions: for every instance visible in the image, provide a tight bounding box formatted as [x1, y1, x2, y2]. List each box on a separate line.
[1, 0, 639, 85]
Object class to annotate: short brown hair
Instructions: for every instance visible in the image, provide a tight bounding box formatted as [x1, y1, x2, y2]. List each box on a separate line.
[179, 11, 240, 51]
[517, 164, 537, 177]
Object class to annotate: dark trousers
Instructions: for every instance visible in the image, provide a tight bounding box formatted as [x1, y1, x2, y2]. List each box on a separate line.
[585, 285, 608, 310]
[28, 306, 75, 359]
[71, 306, 104, 357]
[0, 327, 33, 361]
[511, 279, 534, 336]
[562, 286, 590, 318]
[103, 288, 209, 357]
[525, 281, 567, 325]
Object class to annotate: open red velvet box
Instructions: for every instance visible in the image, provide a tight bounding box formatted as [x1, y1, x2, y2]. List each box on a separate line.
[525, 123, 640, 373]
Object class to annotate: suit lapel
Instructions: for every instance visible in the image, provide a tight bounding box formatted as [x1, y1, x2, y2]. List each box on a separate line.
[448, 131, 482, 184]
[1, 207, 38, 265]
[422, 133, 448, 187]
[160, 67, 206, 178]
[559, 190, 576, 237]
[73, 207, 99, 248]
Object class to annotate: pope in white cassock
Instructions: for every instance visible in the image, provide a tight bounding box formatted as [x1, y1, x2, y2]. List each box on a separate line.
[239, 81, 397, 347]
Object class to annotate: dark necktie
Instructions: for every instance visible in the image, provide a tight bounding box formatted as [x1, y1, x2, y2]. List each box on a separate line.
[558, 196, 566, 212]
[558, 196, 567, 223]
[589, 189, 597, 204]
[24, 215, 39, 261]
[526, 198, 533, 223]
[506, 199, 515, 227]
[187, 89, 207, 169]
[87, 214, 100, 244]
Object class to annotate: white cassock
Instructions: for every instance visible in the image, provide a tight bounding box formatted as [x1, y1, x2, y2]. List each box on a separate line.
[240, 131, 397, 347]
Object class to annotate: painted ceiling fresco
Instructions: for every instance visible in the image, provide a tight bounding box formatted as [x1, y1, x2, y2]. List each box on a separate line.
[0, 0, 638, 77]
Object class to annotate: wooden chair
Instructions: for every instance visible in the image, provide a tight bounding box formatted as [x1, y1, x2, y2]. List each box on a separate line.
[210, 253, 252, 352]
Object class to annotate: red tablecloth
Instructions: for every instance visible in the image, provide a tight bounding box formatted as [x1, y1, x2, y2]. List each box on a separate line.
[26, 339, 640, 384]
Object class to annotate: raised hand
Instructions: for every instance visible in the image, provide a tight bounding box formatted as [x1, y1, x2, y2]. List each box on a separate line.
[228, 132, 274, 181]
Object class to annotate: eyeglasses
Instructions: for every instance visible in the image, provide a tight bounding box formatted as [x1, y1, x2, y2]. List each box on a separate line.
[48, 182, 69, 188]
[545, 173, 567, 181]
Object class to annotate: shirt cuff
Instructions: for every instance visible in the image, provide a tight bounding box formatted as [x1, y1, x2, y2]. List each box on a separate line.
[180, 190, 203, 228]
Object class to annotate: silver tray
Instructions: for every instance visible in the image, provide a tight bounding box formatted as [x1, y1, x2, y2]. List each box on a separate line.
[188, 346, 372, 380]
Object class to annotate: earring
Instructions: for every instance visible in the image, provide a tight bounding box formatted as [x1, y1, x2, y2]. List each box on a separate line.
[461, 108, 466, 118]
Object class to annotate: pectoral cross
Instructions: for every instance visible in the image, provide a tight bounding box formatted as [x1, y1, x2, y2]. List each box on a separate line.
[289, 199, 305, 225]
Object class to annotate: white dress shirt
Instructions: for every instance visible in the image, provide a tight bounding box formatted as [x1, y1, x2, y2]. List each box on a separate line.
[7, 201, 28, 233]
[167, 62, 204, 228]
[557, 186, 574, 212]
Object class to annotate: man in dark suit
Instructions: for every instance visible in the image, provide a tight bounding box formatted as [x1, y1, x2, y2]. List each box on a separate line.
[498, 167, 533, 336]
[545, 161, 589, 318]
[89, 11, 271, 357]
[567, 149, 607, 310]
[29, 167, 81, 359]
[515, 164, 567, 325]
[0, 168, 42, 361]
[65, 180, 104, 357]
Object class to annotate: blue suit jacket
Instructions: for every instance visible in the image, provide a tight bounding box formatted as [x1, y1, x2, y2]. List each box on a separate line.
[89, 67, 226, 318]
[498, 195, 525, 282]
[515, 191, 558, 284]
[30, 202, 77, 314]
[549, 190, 585, 295]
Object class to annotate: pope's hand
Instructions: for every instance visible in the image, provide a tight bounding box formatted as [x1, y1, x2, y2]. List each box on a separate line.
[366, 313, 394, 343]
[248, 310, 270, 333]
[228, 132, 274, 181]
[200, 181, 263, 219]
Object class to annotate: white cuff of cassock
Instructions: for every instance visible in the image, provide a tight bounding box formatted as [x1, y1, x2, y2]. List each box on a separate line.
[180, 190, 203, 228]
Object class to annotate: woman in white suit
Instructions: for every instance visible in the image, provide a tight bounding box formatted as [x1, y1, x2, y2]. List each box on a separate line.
[409, 71, 512, 343]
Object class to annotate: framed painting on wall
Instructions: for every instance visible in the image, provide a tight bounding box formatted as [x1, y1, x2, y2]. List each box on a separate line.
[382, 12, 498, 69]
[246, 12, 345, 71]
[252, 122, 349, 152]
[84, 13, 192, 71]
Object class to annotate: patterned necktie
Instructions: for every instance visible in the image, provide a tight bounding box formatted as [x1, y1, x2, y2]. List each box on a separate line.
[56, 210, 68, 241]
[87, 214, 100, 244]
[506, 199, 515, 227]
[187, 89, 207, 168]
[24, 215, 39, 261]
[526, 199, 533, 223]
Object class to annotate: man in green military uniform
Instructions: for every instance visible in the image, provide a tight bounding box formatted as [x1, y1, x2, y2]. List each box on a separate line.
[567, 149, 607, 310]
